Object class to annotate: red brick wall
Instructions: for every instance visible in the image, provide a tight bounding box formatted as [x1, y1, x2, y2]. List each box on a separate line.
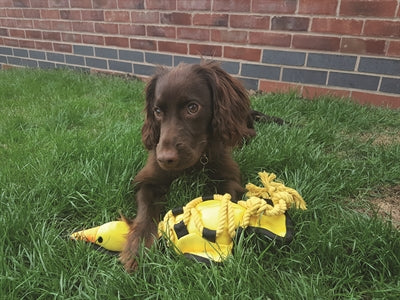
[0, 0, 399, 107]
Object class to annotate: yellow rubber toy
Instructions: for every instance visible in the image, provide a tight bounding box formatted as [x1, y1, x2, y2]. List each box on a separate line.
[71, 172, 306, 262]
[70, 220, 130, 252]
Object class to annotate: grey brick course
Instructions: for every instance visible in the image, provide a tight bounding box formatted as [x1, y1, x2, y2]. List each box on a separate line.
[119, 50, 144, 62]
[283, 68, 327, 85]
[73, 45, 94, 56]
[307, 53, 356, 71]
[47, 52, 65, 63]
[85, 57, 107, 69]
[0, 46, 12, 55]
[134, 63, 156, 76]
[262, 49, 306, 66]
[328, 72, 380, 91]
[241, 63, 280, 80]
[380, 77, 400, 94]
[29, 50, 46, 60]
[109, 60, 133, 73]
[13, 48, 29, 58]
[95, 47, 118, 59]
[146, 52, 173, 66]
[359, 57, 400, 76]
[66, 54, 85, 66]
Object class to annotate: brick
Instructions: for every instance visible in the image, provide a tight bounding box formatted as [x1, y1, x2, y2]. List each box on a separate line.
[0, 28, 9, 37]
[189, 43, 222, 57]
[7, 9, 23, 18]
[146, 25, 176, 38]
[93, 0, 117, 9]
[29, 49, 45, 59]
[213, 0, 250, 12]
[25, 30, 42, 39]
[13, 48, 28, 57]
[105, 36, 129, 48]
[12, 0, 29, 7]
[82, 34, 104, 45]
[293, 35, 340, 51]
[73, 45, 94, 56]
[161, 13, 191, 25]
[259, 79, 300, 94]
[249, 32, 292, 47]
[130, 38, 157, 51]
[109, 60, 133, 73]
[239, 77, 259, 90]
[8, 56, 22, 66]
[311, 18, 363, 35]
[47, 52, 64, 62]
[340, 0, 397, 17]
[145, 52, 173, 66]
[19, 40, 35, 48]
[104, 10, 130, 23]
[53, 43, 72, 53]
[193, 13, 228, 27]
[21, 58, 38, 68]
[23, 9, 41, 18]
[72, 21, 94, 33]
[86, 57, 108, 69]
[271, 17, 309, 32]
[220, 61, 240, 74]
[52, 20, 72, 31]
[49, 0, 69, 8]
[158, 41, 187, 54]
[9, 29, 25, 38]
[299, 0, 338, 15]
[364, 21, 400, 38]
[340, 38, 386, 55]
[283, 68, 327, 85]
[351, 91, 400, 108]
[95, 23, 118, 34]
[211, 29, 247, 44]
[31, 0, 49, 8]
[307, 53, 357, 71]
[146, 0, 176, 10]
[241, 63, 280, 80]
[70, 0, 92, 8]
[117, 0, 144, 9]
[174, 56, 201, 66]
[302, 86, 351, 99]
[178, 28, 210, 41]
[40, 9, 60, 19]
[38, 60, 55, 68]
[252, 0, 297, 14]
[43, 31, 61, 41]
[35, 41, 53, 51]
[3, 38, 19, 47]
[95, 47, 118, 59]
[223, 46, 261, 62]
[328, 72, 380, 91]
[380, 77, 400, 95]
[60, 10, 81, 20]
[177, 0, 211, 10]
[230, 15, 269, 29]
[262, 49, 306, 66]
[358, 57, 400, 76]
[131, 11, 159, 24]
[66, 54, 85, 65]
[81, 10, 104, 21]
[133, 63, 155, 76]
[119, 49, 144, 62]
[388, 41, 400, 58]
[119, 24, 146, 36]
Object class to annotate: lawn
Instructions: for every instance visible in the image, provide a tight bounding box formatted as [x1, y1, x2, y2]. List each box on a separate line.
[1, 68, 399, 299]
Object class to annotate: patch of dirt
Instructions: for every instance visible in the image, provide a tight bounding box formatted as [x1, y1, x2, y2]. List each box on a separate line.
[359, 131, 400, 146]
[368, 185, 400, 229]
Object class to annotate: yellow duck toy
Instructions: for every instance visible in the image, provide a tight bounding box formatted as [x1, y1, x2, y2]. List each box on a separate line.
[71, 172, 306, 262]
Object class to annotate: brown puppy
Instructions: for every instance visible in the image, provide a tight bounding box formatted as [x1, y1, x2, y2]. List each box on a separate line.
[120, 61, 256, 271]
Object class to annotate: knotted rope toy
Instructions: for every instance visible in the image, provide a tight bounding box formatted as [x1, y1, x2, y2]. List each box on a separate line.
[71, 172, 306, 263]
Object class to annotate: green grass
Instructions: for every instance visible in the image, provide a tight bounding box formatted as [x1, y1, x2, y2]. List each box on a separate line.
[1, 68, 399, 299]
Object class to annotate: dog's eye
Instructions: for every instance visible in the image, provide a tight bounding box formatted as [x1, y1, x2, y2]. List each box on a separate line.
[153, 106, 162, 117]
[187, 103, 199, 114]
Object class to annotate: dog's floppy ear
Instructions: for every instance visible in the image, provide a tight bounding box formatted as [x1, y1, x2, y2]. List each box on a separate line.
[200, 61, 255, 146]
[141, 68, 168, 150]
